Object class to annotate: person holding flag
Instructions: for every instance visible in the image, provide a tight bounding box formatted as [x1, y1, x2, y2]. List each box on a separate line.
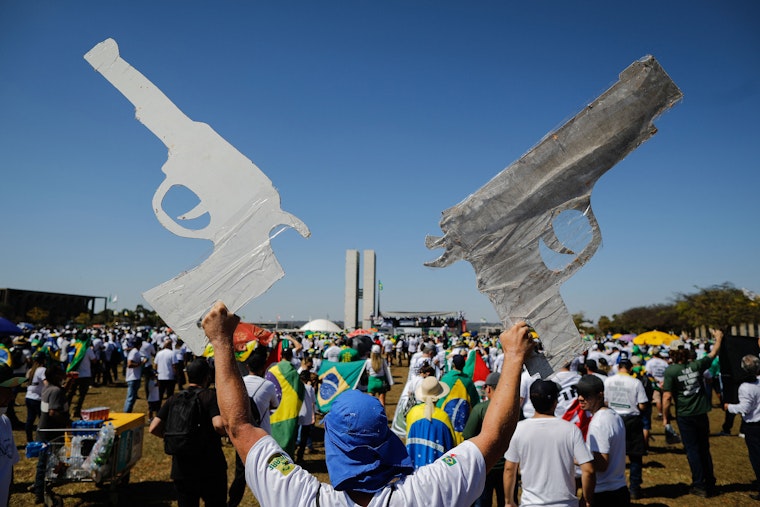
[437, 353, 481, 441]
[265, 344, 304, 457]
[65, 332, 98, 419]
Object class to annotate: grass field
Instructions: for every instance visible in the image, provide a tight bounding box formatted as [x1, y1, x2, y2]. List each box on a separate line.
[8, 363, 758, 506]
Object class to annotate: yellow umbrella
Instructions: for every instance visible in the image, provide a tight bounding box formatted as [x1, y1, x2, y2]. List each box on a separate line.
[634, 330, 678, 346]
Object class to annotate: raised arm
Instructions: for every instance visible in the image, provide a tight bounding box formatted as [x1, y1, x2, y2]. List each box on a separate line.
[203, 301, 268, 462]
[469, 322, 532, 470]
[708, 329, 723, 359]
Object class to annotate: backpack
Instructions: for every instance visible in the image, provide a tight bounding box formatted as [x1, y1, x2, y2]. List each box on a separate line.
[163, 389, 205, 456]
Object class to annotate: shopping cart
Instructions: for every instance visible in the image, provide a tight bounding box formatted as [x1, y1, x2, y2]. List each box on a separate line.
[37, 412, 145, 507]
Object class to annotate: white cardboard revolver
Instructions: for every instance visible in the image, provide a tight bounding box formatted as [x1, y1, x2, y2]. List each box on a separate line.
[85, 39, 310, 354]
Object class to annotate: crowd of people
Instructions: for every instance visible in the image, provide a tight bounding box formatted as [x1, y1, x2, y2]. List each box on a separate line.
[1, 314, 759, 506]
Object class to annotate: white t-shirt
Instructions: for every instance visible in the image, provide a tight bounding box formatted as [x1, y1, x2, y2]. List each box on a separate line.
[727, 377, 760, 423]
[549, 370, 581, 417]
[604, 373, 648, 416]
[586, 408, 627, 493]
[519, 370, 540, 419]
[243, 375, 279, 434]
[505, 417, 593, 507]
[25, 367, 46, 401]
[492, 352, 504, 373]
[245, 436, 485, 507]
[299, 384, 316, 426]
[325, 345, 342, 363]
[76, 348, 97, 378]
[154, 348, 177, 381]
[644, 357, 668, 383]
[140, 341, 156, 368]
[147, 377, 160, 403]
[125, 349, 142, 382]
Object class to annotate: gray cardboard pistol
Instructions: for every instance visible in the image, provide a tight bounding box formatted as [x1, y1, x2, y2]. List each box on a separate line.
[85, 39, 310, 355]
[426, 56, 682, 378]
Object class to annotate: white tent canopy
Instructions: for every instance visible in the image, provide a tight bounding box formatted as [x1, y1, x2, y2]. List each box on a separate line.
[300, 319, 342, 333]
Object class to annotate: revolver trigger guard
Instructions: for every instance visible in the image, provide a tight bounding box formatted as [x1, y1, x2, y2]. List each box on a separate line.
[152, 179, 211, 240]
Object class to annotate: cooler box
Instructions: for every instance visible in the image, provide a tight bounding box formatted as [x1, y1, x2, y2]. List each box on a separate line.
[109, 412, 145, 435]
[108, 412, 145, 473]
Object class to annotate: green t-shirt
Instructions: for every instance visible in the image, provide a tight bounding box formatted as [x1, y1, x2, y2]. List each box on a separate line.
[662, 355, 713, 417]
[338, 347, 359, 362]
[462, 399, 505, 472]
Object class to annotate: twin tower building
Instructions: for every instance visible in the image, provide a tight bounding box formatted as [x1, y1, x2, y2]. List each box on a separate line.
[344, 250, 376, 331]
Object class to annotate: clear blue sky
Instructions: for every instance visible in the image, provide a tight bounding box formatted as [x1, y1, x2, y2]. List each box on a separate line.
[1, 1, 758, 325]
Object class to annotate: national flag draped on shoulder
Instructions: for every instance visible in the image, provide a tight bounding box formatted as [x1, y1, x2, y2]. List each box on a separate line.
[436, 369, 481, 440]
[316, 360, 367, 413]
[67, 334, 91, 373]
[265, 359, 304, 457]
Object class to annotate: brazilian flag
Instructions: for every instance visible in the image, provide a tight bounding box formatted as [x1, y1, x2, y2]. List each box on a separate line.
[0, 344, 10, 367]
[316, 360, 367, 413]
[67, 335, 92, 373]
[436, 371, 481, 440]
[265, 360, 304, 457]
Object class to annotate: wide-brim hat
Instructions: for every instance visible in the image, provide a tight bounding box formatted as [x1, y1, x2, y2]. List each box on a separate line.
[0, 364, 27, 388]
[415, 375, 450, 402]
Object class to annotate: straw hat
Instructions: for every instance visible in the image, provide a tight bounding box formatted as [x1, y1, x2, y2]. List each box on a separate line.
[415, 376, 450, 402]
[415, 376, 450, 421]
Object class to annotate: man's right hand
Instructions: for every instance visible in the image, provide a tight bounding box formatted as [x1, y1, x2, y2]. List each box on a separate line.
[202, 301, 240, 347]
[499, 322, 533, 362]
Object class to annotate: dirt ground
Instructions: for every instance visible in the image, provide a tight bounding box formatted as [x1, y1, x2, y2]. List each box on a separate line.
[8, 363, 758, 506]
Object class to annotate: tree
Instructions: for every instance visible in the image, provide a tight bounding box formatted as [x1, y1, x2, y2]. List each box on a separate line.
[675, 283, 760, 334]
[609, 303, 683, 335]
[26, 306, 49, 324]
[74, 312, 92, 326]
[92, 309, 115, 325]
[597, 315, 613, 334]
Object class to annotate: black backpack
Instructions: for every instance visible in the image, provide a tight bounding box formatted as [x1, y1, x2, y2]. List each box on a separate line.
[163, 389, 205, 456]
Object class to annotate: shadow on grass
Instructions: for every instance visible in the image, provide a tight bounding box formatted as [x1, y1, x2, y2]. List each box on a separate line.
[648, 444, 686, 455]
[53, 480, 176, 506]
[716, 481, 757, 495]
[642, 482, 691, 499]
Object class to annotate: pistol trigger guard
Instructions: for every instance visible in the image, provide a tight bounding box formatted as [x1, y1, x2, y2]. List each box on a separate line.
[541, 223, 575, 256]
[569, 203, 602, 269]
[179, 201, 209, 221]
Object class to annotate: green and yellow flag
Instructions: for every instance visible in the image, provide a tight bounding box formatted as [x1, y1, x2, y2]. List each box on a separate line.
[316, 360, 367, 413]
[0, 344, 11, 367]
[436, 370, 481, 441]
[265, 360, 304, 457]
[67, 335, 91, 373]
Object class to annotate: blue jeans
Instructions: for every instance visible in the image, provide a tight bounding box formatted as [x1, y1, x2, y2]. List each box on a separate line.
[676, 414, 715, 489]
[124, 379, 140, 413]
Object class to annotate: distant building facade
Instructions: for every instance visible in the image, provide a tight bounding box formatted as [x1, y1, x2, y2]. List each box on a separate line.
[344, 250, 376, 331]
[0, 288, 104, 325]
